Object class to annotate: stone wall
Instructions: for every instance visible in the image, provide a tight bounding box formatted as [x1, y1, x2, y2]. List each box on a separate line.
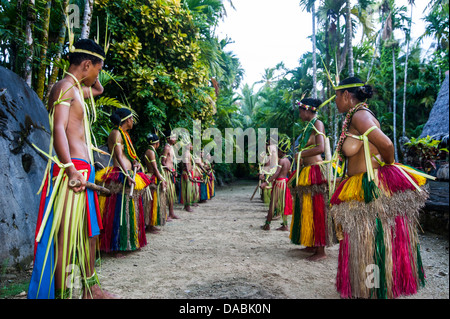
[0, 67, 51, 269]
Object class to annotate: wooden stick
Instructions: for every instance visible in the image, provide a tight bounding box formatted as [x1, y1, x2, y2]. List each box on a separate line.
[69, 179, 111, 195]
[129, 167, 137, 197]
[250, 183, 259, 201]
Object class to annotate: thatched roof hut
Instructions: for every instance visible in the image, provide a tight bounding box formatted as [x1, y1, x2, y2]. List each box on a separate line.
[420, 71, 449, 145]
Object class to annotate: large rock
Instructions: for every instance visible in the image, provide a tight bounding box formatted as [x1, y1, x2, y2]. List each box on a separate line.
[0, 66, 51, 269]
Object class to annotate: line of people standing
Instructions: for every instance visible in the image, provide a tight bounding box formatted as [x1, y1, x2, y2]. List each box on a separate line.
[27, 38, 216, 300]
[95, 108, 216, 255]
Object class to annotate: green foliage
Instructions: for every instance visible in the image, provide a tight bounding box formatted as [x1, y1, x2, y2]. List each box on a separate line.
[0, 0, 448, 180]
[404, 135, 449, 171]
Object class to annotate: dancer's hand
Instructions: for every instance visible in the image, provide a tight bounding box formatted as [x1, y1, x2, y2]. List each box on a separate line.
[133, 161, 141, 171]
[67, 168, 86, 193]
[126, 174, 136, 187]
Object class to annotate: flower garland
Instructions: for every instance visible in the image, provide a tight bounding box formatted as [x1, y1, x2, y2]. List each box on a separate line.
[335, 102, 367, 161]
[118, 126, 137, 161]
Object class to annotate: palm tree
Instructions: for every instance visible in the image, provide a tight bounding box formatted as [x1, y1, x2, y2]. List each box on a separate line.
[184, 0, 236, 95]
[402, 0, 415, 138]
[381, 0, 410, 162]
[81, 0, 94, 39]
[24, 0, 36, 87]
[46, 0, 71, 103]
[36, 0, 53, 100]
[299, 0, 318, 99]
[346, 0, 354, 77]
[239, 83, 260, 128]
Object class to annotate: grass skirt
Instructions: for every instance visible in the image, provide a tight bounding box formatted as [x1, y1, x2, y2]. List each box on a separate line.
[330, 164, 428, 299]
[262, 182, 272, 207]
[95, 167, 151, 252]
[180, 170, 194, 205]
[271, 178, 293, 218]
[28, 159, 102, 299]
[289, 163, 334, 247]
[162, 169, 177, 205]
[207, 172, 215, 198]
[142, 174, 167, 227]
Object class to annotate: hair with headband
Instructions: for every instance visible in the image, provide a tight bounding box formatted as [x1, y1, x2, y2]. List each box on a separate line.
[278, 135, 291, 154]
[110, 108, 132, 126]
[297, 98, 323, 113]
[147, 133, 160, 145]
[69, 39, 105, 66]
[337, 77, 373, 101]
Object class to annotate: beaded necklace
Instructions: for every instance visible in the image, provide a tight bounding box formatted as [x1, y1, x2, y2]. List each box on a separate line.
[118, 126, 137, 161]
[335, 102, 367, 161]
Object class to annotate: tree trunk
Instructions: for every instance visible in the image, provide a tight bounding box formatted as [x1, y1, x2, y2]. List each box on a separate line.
[81, 0, 94, 39]
[392, 47, 398, 162]
[46, 0, 70, 104]
[24, 0, 36, 87]
[325, 15, 334, 147]
[312, 1, 317, 99]
[402, 4, 413, 137]
[346, 0, 354, 77]
[36, 1, 52, 100]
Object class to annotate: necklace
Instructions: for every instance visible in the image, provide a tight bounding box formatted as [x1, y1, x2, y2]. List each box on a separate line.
[118, 126, 137, 161]
[335, 102, 367, 161]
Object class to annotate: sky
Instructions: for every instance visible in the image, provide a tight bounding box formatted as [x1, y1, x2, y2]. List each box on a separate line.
[216, 0, 432, 89]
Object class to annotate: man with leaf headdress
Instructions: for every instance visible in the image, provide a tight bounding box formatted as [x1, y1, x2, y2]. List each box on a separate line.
[28, 39, 119, 299]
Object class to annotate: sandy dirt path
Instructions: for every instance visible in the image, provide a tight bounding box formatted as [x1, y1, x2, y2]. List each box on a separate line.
[97, 180, 449, 299]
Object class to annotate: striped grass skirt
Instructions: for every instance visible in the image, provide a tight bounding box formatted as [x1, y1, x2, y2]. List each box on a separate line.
[143, 174, 167, 227]
[330, 164, 428, 299]
[271, 178, 293, 218]
[95, 167, 151, 252]
[289, 163, 333, 247]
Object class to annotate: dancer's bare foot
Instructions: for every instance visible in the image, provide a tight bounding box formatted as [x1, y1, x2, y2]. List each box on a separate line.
[276, 225, 289, 231]
[148, 226, 160, 234]
[169, 213, 180, 220]
[145, 225, 158, 233]
[260, 223, 270, 231]
[307, 253, 327, 261]
[299, 247, 316, 253]
[83, 285, 121, 299]
[307, 247, 326, 261]
[184, 206, 193, 212]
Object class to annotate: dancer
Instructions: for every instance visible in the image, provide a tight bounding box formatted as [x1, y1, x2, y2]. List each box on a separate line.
[329, 77, 433, 299]
[95, 108, 151, 254]
[143, 133, 167, 232]
[260, 136, 293, 231]
[197, 151, 209, 203]
[179, 135, 195, 212]
[161, 130, 180, 220]
[192, 154, 203, 204]
[203, 152, 215, 199]
[28, 39, 119, 299]
[259, 138, 278, 206]
[289, 97, 334, 261]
